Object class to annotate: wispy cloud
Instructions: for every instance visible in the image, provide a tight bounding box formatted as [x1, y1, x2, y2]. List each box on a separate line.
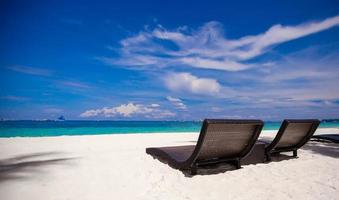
[80, 103, 175, 118]
[7, 65, 53, 76]
[150, 103, 160, 108]
[0, 95, 30, 101]
[7, 65, 93, 91]
[247, 48, 339, 102]
[100, 15, 339, 71]
[166, 96, 187, 110]
[164, 72, 221, 95]
[58, 80, 92, 89]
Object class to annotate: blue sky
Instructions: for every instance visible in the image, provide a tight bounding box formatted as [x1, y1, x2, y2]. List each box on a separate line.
[1, 0, 339, 120]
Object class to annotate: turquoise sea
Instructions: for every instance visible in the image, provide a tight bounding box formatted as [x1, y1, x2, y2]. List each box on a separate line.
[0, 120, 339, 138]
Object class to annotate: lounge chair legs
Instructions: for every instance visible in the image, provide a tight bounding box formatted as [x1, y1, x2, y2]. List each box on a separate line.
[265, 152, 272, 162]
[266, 150, 298, 160]
[190, 165, 197, 175]
[293, 150, 297, 157]
[235, 159, 241, 169]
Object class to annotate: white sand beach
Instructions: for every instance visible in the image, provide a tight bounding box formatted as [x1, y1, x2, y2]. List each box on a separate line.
[0, 128, 338, 200]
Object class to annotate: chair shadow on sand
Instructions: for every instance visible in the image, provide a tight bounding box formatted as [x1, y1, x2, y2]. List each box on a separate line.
[0, 151, 77, 182]
[301, 141, 339, 158]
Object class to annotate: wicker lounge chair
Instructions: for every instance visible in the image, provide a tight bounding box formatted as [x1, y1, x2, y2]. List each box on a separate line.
[311, 134, 339, 143]
[146, 119, 264, 175]
[261, 119, 320, 161]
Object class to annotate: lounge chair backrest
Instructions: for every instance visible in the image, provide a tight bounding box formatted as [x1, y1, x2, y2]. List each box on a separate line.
[194, 119, 263, 161]
[269, 119, 320, 150]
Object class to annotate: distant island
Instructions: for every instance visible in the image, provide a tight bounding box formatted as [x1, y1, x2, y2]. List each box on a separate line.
[321, 119, 339, 123]
[57, 115, 66, 121]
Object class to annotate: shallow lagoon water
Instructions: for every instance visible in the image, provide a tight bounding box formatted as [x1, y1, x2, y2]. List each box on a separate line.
[0, 120, 338, 137]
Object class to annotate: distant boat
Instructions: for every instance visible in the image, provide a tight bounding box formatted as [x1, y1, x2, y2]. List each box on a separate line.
[57, 115, 66, 121]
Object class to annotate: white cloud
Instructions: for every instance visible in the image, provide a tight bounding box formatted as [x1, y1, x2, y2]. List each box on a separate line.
[80, 103, 175, 118]
[166, 96, 181, 102]
[80, 103, 150, 117]
[235, 15, 339, 59]
[102, 15, 339, 71]
[164, 73, 221, 95]
[91, 16, 339, 119]
[114, 103, 148, 116]
[178, 57, 250, 71]
[80, 108, 105, 117]
[166, 96, 187, 110]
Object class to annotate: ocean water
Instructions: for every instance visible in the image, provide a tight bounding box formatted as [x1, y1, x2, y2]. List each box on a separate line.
[0, 120, 338, 138]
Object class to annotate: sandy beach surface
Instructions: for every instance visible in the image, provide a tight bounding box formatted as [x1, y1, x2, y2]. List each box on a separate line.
[1, 128, 338, 200]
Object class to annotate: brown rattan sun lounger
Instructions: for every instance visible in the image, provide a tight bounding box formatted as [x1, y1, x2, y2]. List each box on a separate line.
[311, 134, 339, 143]
[146, 119, 264, 175]
[260, 119, 320, 161]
